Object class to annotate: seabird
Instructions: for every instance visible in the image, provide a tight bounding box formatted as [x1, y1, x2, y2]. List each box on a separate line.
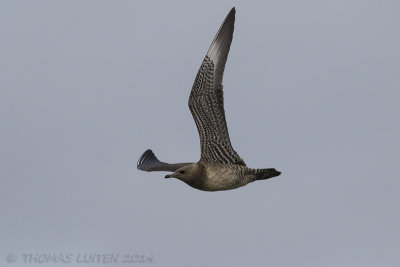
[137, 7, 281, 191]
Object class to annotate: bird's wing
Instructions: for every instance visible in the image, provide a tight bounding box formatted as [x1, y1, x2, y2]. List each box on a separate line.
[137, 149, 193, 172]
[189, 7, 245, 166]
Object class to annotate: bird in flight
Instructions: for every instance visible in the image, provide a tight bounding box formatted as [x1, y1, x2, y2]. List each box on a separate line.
[137, 7, 281, 191]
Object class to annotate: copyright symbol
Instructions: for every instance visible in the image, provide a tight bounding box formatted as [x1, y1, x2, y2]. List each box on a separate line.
[7, 254, 17, 263]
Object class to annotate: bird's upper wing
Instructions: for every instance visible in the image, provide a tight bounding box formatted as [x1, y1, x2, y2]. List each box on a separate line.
[137, 149, 193, 172]
[189, 7, 245, 166]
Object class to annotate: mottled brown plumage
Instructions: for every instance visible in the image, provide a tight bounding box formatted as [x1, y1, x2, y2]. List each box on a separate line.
[137, 7, 281, 191]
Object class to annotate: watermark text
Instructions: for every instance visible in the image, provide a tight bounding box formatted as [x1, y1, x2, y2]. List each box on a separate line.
[5, 253, 154, 264]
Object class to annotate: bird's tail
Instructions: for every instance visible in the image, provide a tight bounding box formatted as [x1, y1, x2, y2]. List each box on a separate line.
[253, 168, 281, 180]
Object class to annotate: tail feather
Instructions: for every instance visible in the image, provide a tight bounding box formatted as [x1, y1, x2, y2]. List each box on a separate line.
[254, 168, 281, 180]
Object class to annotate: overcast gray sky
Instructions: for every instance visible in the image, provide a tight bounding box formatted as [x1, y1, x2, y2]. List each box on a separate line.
[1, 1, 399, 266]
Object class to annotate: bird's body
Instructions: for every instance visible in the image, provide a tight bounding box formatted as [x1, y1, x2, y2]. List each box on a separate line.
[199, 163, 279, 191]
[202, 163, 250, 191]
[137, 8, 281, 191]
[178, 163, 251, 192]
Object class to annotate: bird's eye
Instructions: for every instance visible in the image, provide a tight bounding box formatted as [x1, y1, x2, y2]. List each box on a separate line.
[179, 170, 185, 174]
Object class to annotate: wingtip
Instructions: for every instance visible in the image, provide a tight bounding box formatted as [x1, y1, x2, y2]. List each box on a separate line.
[227, 7, 236, 21]
[206, 7, 236, 67]
[137, 149, 158, 170]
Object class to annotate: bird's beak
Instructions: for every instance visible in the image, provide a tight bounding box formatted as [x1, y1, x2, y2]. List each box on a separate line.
[165, 174, 172, 178]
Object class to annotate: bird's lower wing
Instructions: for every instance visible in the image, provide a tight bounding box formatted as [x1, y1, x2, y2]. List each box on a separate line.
[137, 149, 193, 172]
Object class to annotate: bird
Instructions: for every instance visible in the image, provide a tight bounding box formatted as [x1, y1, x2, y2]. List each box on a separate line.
[137, 7, 281, 191]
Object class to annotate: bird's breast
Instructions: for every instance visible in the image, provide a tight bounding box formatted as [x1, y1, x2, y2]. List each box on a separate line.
[202, 165, 250, 191]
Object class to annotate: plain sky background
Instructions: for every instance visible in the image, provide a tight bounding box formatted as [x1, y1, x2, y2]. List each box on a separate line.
[1, 1, 399, 266]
